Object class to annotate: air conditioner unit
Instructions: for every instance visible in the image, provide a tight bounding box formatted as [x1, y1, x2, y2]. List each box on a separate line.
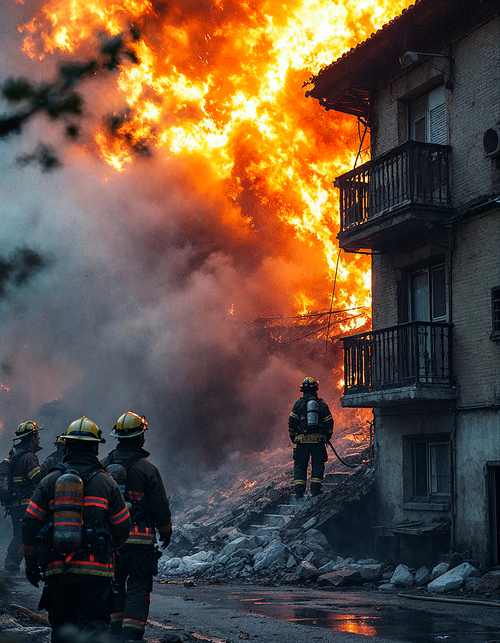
[483, 126, 500, 158]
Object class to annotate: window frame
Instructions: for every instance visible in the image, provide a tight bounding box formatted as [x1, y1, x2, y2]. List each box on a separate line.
[409, 84, 447, 145]
[408, 263, 448, 323]
[403, 434, 452, 505]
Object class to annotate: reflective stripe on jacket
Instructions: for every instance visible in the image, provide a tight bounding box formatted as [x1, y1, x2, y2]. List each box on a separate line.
[6, 444, 41, 508]
[101, 444, 172, 545]
[22, 452, 130, 578]
[288, 395, 334, 444]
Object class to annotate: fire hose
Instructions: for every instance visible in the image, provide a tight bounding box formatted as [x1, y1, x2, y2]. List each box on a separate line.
[327, 440, 358, 468]
[398, 593, 500, 608]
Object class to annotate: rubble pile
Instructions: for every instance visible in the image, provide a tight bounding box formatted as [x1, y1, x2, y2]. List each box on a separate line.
[159, 433, 500, 598]
[159, 429, 378, 584]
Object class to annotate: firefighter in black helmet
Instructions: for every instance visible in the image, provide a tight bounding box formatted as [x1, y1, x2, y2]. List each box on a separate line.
[40, 435, 66, 478]
[288, 377, 333, 498]
[101, 411, 172, 642]
[22, 417, 131, 641]
[2, 421, 42, 576]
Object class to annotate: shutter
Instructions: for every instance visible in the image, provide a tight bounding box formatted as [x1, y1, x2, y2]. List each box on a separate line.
[428, 85, 446, 145]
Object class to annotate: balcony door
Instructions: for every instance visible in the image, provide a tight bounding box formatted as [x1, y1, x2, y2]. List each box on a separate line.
[410, 264, 447, 323]
[409, 85, 446, 145]
[409, 264, 447, 381]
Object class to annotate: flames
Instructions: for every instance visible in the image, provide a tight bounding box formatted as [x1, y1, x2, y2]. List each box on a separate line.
[16, 0, 414, 336]
[0, 0, 415, 450]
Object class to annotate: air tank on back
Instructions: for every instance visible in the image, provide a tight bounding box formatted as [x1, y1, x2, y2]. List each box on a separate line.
[106, 463, 132, 513]
[52, 469, 84, 552]
[306, 398, 319, 430]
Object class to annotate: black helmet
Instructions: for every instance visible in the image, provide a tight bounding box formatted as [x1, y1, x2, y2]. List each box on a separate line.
[300, 376, 319, 392]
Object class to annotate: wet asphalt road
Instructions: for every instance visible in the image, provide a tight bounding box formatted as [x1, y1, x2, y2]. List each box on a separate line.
[146, 581, 500, 643]
[3, 573, 500, 643]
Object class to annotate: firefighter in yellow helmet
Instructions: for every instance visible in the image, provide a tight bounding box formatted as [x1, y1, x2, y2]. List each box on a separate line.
[2, 421, 42, 576]
[288, 377, 334, 498]
[22, 417, 130, 641]
[101, 411, 172, 642]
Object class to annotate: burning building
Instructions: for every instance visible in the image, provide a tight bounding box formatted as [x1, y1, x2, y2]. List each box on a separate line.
[307, 0, 500, 568]
[0, 1, 416, 484]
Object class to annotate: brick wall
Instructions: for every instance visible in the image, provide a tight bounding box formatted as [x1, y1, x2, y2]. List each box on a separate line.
[372, 16, 500, 202]
[451, 208, 500, 406]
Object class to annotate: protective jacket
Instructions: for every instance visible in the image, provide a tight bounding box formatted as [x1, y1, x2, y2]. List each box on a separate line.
[101, 443, 172, 545]
[40, 449, 64, 479]
[101, 442, 172, 641]
[288, 395, 333, 444]
[22, 452, 130, 578]
[5, 443, 41, 510]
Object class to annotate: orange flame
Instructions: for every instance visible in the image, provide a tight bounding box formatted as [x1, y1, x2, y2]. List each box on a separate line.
[17, 0, 413, 329]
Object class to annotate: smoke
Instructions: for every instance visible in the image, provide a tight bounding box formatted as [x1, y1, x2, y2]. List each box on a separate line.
[0, 248, 48, 296]
[0, 0, 377, 487]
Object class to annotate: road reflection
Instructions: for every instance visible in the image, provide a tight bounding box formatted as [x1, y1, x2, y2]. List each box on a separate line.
[229, 590, 500, 642]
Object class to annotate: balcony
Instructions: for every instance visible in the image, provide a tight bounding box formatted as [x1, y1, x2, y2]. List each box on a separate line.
[335, 141, 452, 252]
[341, 321, 456, 408]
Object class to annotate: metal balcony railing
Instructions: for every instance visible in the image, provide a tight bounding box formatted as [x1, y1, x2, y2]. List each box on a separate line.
[335, 141, 451, 233]
[342, 321, 453, 395]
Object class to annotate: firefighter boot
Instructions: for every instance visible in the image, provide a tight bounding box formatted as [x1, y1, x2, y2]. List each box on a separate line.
[310, 482, 323, 497]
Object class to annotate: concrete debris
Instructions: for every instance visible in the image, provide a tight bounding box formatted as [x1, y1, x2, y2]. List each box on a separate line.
[427, 562, 479, 593]
[253, 539, 288, 573]
[296, 561, 319, 581]
[430, 562, 450, 581]
[390, 564, 415, 587]
[158, 443, 497, 597]
[317, 569, 362, 587]
[414, 565, 431, 586]
[473, 570, 500, 593]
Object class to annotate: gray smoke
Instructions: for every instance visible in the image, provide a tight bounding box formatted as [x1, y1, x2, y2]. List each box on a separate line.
[0, 2, 349, 489]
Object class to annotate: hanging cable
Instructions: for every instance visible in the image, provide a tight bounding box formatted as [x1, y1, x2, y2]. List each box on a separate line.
[325, 249, 342, 353]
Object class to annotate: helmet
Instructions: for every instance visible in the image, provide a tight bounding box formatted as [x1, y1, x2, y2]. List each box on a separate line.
[15, 421, 42, 440]
[111, 411, 148, 439]
[300, 376, 319, 392]
[61, 417, 106, 443]
[54, 435, 66, 447]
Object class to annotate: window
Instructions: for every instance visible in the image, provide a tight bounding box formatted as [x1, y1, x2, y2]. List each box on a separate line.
[492, 287, 500, 340]
[405, 435, 451, 503]
[409, 264, 447, 322]
[409, 85, 447, 145]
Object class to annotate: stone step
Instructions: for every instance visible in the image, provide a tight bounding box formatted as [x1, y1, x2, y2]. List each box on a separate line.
[276, 504, 299, 515]
[260, 514, 289, 526]
[248, 524, 281, 536]
[323, 472, 350, 484]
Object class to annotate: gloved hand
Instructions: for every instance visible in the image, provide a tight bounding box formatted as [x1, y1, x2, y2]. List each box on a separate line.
[25, 561, 41, 587]
[159, 532, 171, 550]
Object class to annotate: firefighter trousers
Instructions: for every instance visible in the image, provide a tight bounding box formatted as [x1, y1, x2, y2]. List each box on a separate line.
[111, 544, 156, 641]
[4, 505, 26, 573]
[43, 576, 114, 642]
[293, 442, 327, 496]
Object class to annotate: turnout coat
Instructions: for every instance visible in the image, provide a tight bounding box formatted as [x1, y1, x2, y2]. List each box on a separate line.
[101, 443, 172, 546]
[22, 452, 130, 578]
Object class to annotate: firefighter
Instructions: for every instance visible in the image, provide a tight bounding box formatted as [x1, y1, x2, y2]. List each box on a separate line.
[101, 411, 172, 642]
[288, 377, 333, 498]
[22, 417, 130, 641]
[40, 435, 66, 478]
[2, 421, 43, 576]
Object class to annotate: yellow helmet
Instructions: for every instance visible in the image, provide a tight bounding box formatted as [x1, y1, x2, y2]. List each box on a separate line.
[111, 411, 148, 438]
[15, 421, 42, 440]
[61, 417, 106, 443]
